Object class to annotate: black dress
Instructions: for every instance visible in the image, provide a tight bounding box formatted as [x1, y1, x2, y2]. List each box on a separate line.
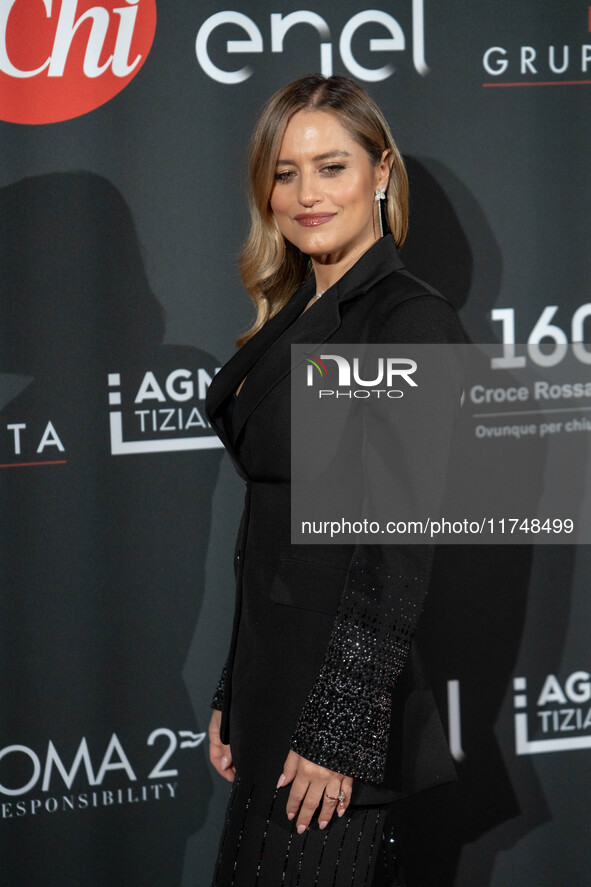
[212, 392, 403, 887]
[206, 236, 465, 886]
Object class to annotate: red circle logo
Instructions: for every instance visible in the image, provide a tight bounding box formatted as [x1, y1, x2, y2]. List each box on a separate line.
[0, 0, 157, 125]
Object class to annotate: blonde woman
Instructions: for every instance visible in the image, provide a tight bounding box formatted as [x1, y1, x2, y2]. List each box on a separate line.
[205, 74, 465, 886]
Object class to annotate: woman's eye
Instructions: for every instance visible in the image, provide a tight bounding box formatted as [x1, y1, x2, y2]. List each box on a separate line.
[274, 170, 295, 182]
[321, 164, 345, 176]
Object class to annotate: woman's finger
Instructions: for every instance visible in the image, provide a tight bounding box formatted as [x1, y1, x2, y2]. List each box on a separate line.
[218, 745, 236, 782]
[211, 743, 236, 782]
[285, 774, 310, 822]
[336, 776, 354, 817]
[208, 712, 236, 781]
[295, 783, 325, 834]
[317, 781, 342, 830]
[277, 748, 299, 789]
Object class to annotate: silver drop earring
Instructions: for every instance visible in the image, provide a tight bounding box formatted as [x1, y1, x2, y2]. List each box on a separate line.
[374, 187, 386, 238]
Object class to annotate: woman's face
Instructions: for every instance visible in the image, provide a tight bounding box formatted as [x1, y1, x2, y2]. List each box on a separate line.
[269, 110, 390, 265]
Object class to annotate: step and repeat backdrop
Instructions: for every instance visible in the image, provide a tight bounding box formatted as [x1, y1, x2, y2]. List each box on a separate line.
[0, 2, 589, 886]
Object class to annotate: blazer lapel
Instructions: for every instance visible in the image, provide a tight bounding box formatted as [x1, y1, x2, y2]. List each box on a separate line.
[230, 285, 342, 442]
[206, 236, 406, 452]
[205, 277, 315, 448]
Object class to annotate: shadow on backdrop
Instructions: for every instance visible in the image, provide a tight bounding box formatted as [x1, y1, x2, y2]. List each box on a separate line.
[0, 172, 221, 887]
[392, 158, 576, 887]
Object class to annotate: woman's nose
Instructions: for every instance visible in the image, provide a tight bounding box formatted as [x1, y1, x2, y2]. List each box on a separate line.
[297, 172, 321, 207]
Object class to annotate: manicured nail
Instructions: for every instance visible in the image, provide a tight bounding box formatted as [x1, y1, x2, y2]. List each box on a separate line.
[287, 812, 295, 821]
[297, 824, 306, 834]
[337, 807, 345, 817]
[276, 773, 286, 788]
[221, 756, 229, 770]
[319, 820, 328, 830]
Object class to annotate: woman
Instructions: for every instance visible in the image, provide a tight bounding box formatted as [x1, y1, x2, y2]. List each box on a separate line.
[205, 74, 465, 886]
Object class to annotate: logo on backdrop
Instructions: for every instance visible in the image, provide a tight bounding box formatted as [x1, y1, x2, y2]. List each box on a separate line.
[482, 5, 591, 87]
[108, 368, 224, 455]
[0, 0, 157, 125]
[195, 1, 429, 84]
[513, 672, 591, 755]
[0, 728, 205, 820]
[0, 418, 66, 468]
[445, 672, 591, 762]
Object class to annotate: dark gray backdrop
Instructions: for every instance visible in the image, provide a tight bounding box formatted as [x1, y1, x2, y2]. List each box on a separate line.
[0, 2, 589, 886]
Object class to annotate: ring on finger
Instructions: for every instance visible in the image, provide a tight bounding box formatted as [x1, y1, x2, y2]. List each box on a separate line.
[325, 789, 346, 806]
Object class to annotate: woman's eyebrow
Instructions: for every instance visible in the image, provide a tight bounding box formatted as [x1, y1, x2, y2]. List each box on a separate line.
[275, 150, 352, 165]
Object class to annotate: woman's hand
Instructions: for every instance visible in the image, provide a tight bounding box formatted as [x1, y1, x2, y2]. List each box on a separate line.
[277, 750, 353, 833]
[208, 709, 236, 782]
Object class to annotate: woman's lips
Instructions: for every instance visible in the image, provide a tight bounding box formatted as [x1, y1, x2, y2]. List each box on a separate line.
[294, 213, 337, 227]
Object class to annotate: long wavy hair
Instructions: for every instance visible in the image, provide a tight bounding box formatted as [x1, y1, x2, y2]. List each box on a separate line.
[237, 74, 409, 348]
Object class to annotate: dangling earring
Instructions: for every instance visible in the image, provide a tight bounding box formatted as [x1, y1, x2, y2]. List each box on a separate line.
[374, 187, 386, 238]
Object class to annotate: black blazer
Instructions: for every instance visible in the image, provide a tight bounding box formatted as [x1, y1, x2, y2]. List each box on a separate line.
[205, 236, 466, 804]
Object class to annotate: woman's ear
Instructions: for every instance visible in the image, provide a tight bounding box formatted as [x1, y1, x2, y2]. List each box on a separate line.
[376, 148, 394, 191]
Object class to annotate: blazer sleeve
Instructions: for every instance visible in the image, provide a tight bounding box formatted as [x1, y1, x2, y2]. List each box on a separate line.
[289, 294, 465, 784]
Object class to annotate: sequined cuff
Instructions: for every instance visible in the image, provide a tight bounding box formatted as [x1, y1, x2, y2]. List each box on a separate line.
[211, 663, 227, 711]
[290, 545, 433, 784]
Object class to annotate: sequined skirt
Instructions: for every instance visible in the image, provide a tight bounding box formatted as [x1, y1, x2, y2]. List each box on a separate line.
[210, 774, 404, 887]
